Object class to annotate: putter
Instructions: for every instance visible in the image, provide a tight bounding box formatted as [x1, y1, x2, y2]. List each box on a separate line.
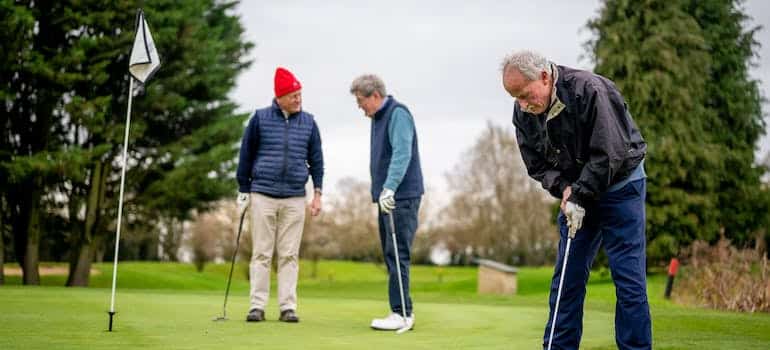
[213, 205, 248, 322]
[387, 211, 411, 334]
[547, 223, 577, 349]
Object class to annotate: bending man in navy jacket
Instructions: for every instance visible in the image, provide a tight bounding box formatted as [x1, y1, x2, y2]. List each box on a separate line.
[236, 67, 324, 323]
[350, 74, 424, 331]
[502, 51, 651, 350]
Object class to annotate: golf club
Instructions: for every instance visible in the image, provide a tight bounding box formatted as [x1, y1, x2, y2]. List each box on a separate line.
[547, 225, 576, 350]
[387, 211, 411, 334]
[213, 204, 248, 322]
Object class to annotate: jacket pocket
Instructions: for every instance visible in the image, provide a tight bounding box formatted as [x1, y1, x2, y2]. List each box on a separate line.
[629, 178, 645, 197]
[289, 161, 309, 185]
[605, 179, 645, 201]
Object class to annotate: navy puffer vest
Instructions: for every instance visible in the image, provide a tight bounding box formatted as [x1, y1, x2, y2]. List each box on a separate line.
[370, 96, 424, 202]
[251, 101, 315, 197]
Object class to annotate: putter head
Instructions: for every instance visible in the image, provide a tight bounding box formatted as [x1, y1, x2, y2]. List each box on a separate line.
[395, 319, 411, 334]
[212, 315, 228, 322]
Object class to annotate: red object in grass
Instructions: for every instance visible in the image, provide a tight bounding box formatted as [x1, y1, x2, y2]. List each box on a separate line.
[668, 258, 680, 277]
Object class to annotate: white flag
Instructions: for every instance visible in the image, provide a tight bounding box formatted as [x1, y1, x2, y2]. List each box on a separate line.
[129, 9, 161, 84]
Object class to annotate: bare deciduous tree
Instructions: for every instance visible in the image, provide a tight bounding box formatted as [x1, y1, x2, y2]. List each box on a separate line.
[439, 122, 557, 266]
[187, 201, 249, 272]
[302, 178, 380, 264]
[301, 178, 437, 269]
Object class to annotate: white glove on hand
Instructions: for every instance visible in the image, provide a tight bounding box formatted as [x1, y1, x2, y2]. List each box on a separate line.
[237, 192, 249, 213]
[564, 201, 585, 239]
[378, 188, 396, 214]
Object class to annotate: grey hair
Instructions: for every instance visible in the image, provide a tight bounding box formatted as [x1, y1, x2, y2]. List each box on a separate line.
[500, 50, 550, 80]
[349, 74, 387, 97]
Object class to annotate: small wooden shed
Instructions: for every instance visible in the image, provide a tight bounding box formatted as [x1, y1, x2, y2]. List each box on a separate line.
[476, 259, 518, 295]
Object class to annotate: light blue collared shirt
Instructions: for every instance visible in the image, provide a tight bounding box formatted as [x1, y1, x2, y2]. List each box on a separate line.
[378, 97, 416, 191]
[607, 159, 646, 192]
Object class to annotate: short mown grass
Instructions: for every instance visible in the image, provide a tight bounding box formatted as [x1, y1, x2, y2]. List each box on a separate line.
[1, 260, 769, 349]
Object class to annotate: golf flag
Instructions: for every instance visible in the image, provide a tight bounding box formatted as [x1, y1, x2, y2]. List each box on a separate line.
[109, 8, 160, 332]
[129, 9, 161, 84]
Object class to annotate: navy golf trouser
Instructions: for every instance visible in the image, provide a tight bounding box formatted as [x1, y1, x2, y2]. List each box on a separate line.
[543, 179, 652, 350]
[377, 197, 421, 316]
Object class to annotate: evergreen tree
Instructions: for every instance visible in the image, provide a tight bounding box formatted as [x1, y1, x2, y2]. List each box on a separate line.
[586, 0, 767, 260]
[1, 1, 73, 284]
[0, 1, 253, 285]
[686, 0, 768, 244]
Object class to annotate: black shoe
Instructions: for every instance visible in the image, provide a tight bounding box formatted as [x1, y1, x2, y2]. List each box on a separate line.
[246, 309, 265, 322]
[279, 309, 299, 323]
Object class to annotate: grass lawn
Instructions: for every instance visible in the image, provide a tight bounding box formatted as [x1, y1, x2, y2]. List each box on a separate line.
[1, 260, 769, 349]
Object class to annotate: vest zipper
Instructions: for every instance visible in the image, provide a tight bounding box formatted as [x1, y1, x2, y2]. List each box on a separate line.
[282, 118, 289, 181]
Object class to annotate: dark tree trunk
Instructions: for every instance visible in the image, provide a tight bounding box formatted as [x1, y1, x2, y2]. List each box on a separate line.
[23, 195, 41, 285]
[67, 162, 107, 287]
[162, 218, 180, 262]
[67, 243, 93, 287]
[10, 180, 42, 285]
[0, 213, 4, 285]
[12, 184, 29, 269]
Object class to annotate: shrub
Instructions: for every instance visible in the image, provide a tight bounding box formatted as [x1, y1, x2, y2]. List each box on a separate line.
[675, 239, 770, 313]
[647, 234, 679, 266]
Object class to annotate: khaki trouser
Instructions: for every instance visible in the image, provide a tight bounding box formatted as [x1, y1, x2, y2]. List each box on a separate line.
[249, 193, 306, 312]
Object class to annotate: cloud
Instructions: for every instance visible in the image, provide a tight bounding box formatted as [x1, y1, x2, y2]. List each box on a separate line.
[231, 0, 770, 198]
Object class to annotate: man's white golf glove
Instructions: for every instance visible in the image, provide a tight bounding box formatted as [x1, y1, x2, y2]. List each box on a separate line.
[379, 188, 396, 214]
[564, 201, 585, 238]
[237, 192, 249, 213]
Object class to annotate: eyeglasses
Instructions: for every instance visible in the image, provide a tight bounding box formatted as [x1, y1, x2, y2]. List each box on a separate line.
[355, 94, 370, 106]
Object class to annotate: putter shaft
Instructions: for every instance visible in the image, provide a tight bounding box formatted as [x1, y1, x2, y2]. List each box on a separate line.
[214, 206, 247, 322]
[388, 212, 410, 334]
[547, 237, 572, 350]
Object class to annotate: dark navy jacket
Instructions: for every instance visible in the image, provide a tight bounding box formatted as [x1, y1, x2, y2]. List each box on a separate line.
[237, 100, 324, 198]
[370, 96, 424, 202]
[513, 65, 646, 207]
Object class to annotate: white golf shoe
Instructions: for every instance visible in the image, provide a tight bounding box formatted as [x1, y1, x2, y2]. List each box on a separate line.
[370, 312, 414, 331]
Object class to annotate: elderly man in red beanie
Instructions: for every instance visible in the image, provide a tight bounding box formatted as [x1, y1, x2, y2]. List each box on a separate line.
[236, 67, 324, 323]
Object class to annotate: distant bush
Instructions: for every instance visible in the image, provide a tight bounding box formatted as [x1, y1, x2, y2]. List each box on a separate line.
[187, 201, 249, 272]
[675, 239, 770, 313]
[647, 234, 679, 266]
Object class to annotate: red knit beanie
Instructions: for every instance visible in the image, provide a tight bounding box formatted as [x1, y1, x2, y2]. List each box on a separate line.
[274, 67, 302, 97]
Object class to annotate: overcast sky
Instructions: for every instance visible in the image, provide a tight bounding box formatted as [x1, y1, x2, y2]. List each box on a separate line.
[231, 0, 770, 203]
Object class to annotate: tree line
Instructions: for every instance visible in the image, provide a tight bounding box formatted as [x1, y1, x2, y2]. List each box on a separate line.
[2, 0, 769, 285]
[187, 123, 559, 273]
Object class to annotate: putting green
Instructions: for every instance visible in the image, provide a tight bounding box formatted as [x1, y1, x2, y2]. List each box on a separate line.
[0, 261, 768, 349]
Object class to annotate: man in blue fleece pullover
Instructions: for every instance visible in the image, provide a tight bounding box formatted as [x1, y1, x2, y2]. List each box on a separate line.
[350, 74, 424, 331]
[236, 67, 324, 323]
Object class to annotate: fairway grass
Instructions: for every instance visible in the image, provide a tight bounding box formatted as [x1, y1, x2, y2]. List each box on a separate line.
[1, 261, 769, 349]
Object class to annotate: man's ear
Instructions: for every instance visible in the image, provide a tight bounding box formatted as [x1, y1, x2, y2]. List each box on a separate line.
[541, 70, 550, 85]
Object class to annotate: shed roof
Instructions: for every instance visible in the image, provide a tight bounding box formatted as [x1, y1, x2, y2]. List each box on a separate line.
[476, 259, 518, 273]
